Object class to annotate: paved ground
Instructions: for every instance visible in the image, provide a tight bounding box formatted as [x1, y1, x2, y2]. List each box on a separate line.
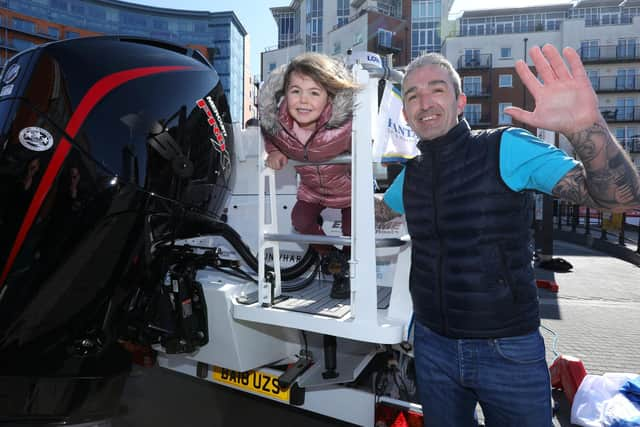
[88, 238, 639, 427]
[534, 239, 640, 427]
[537, 240, 640, 374]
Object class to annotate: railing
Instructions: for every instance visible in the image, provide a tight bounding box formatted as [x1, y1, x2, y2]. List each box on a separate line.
[332, 5, 401, 31]
[551, 202, 640, 255]
[0, 39, 19, 52]
[453, 24, 561, 38]
[578, 45, 640, 63]
[619, 137, 640, 153]
[0, 16, 57, 41]
[593, 76, 640, 93]
[600, 106, 640, 123]
[332, 7, 367, 31]
[457, 53, 492, 70]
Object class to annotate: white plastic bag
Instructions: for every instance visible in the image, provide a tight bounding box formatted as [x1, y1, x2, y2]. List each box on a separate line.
[571, 373, 640, 427]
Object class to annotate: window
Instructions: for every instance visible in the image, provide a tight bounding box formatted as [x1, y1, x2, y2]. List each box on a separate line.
[70, 3, 84, 14]
[48, 27, 60, 39]
[615, 126, 639, 151]
[500, 47, 511, 59]
[50, 0, 68, 10]
[12, 18, 36, 33]
[464, 104, 482, 124]
[465, 18, 486, 36]
[463, 76, 481, 95]
[499, 103, 512, 124]
[377, 0, 401, 17]
[276, 12, 297, 48]
[499, 74, 512, 88]
[616, 69, 637, 90]
[584, 9, 599, 26]
[65, 31, 80, 39]
[354, 32, 363, 45]
[411, 20, 441, 59]
[88, 6, 106, 20]
[495, 16, 513, 34]
[305, 0, 323, 53]
[12, 38, 36, 51]
[601, 10, 619, 25]
[153, 20, 168, 31]
[546, 19, 561, 31]
[616, 98, 635, 121]
[337, 0, 349, 27]
[586, 70, 599, 90]
[333, 41, 341, 54]
[617, 39, 637, 59]
[464, 49, 480, 67]
[580, 40, 599, 60]
[378, 29, 392, 48]
[269, 63, 276, 72]
[412, 0, 441, 20]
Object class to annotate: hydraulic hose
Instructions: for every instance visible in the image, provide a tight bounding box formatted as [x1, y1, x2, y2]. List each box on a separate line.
[175, 212, 319, 281]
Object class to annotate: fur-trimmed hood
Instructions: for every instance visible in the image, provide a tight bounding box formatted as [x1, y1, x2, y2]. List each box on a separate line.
[258, 63, 355, 136]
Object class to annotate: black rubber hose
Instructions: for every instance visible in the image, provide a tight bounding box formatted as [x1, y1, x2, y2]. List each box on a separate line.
[175, 212, 319, 281]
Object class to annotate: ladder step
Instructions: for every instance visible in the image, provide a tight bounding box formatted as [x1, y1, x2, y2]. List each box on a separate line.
[264, 233, 350, 246]
[263, 233, 410, 247]
[287, 154, 351, 167]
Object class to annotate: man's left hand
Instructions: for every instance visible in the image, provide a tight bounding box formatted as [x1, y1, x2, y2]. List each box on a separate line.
[505, 44, 601, 136]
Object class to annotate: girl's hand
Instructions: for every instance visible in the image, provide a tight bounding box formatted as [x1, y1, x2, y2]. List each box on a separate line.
[266, 151, 288, 170]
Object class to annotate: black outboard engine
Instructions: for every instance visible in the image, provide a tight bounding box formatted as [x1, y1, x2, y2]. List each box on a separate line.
[0, 36, 233, 424]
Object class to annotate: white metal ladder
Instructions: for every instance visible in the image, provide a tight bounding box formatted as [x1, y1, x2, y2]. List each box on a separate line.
[233, 64, 412, 344]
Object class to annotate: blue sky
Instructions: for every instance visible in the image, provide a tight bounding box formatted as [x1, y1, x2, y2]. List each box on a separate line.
[132, 0, 571, 76]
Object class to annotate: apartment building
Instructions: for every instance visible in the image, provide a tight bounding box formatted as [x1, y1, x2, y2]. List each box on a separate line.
[0, 0, 252, 124]
[443, 0, 640, 170]
[262, 0, 455, 78]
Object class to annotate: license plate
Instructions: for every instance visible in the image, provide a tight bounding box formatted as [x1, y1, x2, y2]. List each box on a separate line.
[212, 366, 290, 402]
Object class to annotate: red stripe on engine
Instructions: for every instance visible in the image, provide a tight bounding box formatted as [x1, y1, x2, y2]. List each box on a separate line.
[0, 65, 194, 289]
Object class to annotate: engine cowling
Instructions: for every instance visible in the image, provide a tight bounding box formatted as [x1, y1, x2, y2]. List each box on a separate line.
[0, 36, 233, 424]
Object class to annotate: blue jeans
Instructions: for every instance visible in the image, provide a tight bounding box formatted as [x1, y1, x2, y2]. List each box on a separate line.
[414, 321, 552, 427]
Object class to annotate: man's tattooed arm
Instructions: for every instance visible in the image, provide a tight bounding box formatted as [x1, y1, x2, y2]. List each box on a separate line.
[374, 195, 401, 223]
[552, 121, 640, 212]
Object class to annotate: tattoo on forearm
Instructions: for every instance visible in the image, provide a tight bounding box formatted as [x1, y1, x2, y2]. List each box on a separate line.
[374, 197, 401, 223]
[554, 122, 640, 210]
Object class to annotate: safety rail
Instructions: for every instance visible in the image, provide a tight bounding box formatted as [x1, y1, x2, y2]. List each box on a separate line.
[554, 201, 640, 256]
[232, 63, 412, 344]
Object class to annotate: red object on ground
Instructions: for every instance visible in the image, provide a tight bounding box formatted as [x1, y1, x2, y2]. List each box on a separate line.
[119, 340, 156, 367]
[375, 404, 423, 427]
[536, 279, 559, 292]
[549, 355, 587, 404]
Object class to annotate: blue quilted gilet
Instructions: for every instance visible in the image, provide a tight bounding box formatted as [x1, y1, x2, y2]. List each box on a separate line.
[404, 120, 539, 339]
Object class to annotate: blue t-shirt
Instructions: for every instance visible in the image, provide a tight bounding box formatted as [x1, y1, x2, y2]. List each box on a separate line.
[383, 127, 579, 215]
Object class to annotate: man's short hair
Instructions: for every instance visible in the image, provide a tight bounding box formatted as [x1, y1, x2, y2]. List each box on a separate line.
[402, 53, 462, 99]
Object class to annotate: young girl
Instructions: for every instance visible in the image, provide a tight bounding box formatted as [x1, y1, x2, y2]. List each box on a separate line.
[258, 52, 358, 299]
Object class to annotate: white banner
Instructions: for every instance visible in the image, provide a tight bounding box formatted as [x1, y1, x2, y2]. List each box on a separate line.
[373, 80, 420, 163]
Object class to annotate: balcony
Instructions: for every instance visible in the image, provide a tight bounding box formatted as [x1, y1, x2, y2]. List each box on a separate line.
[593, 76, 640, 93]
[579, 45, 640, 64]
[0, 17, 57, 41]
[376, 41, 402, 55]
[620, 137, 640, 153]
[457, 53, 492, 70]
[600, 106, 640, 123]
[465, 112, 491, 128]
